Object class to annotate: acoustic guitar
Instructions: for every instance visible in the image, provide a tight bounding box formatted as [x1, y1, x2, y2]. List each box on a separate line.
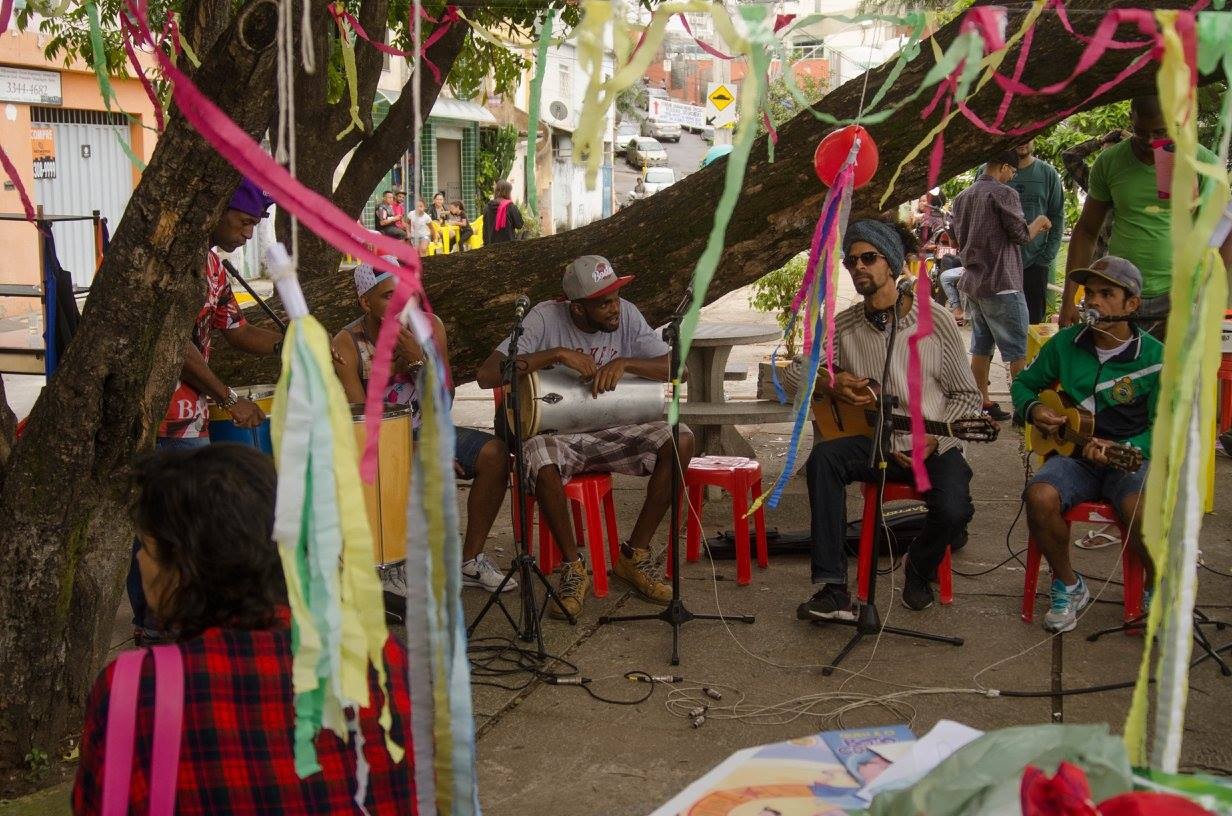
[1026, 389, 1144, 471]
[811, 390, 1000, 444]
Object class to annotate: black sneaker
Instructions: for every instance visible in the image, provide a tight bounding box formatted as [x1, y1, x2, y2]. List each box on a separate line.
[796, 584, 856, 621]
[1219, 430, 1232, 457]
[982, 401, 1011, 422]
[950, 529, 969, 554]
[901, 570, 935, 611]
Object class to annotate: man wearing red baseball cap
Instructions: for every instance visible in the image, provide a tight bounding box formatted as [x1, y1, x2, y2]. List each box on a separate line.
[476, 255, 693, 620]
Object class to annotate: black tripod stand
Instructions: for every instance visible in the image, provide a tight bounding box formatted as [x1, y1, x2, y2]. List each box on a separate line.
[598, 288, 754, 665]
[819, 295, 963, 676]
[468, 298, 575, 653]
[1088, 600, 1231, 677]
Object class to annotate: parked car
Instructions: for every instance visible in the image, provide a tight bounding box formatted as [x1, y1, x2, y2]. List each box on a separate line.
[641, 119, 681, 142]
[627, 137, 668, 169]
[614, 122, 639, 154]
[641, 166, 677, 195]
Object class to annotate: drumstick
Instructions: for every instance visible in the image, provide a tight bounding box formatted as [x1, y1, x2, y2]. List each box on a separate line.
[222, 259, 288, 331]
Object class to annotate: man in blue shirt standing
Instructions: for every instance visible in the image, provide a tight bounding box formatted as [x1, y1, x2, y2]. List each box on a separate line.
[1009, 139, 1066, 325]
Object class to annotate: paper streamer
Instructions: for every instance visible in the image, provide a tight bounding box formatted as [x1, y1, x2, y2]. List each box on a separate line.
[1124, 9, 1230, 771]
[525, 8, 556, 221]
[267, 245, 397, 778]
[758, 162, 853, 511]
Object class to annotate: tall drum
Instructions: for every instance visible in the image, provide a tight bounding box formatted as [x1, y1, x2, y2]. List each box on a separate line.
[351, 404, 414, 570]
[208, 384, 276, 453]
[507, 367, 666, 438]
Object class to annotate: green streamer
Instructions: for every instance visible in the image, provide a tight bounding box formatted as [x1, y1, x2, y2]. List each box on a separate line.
[671, 4, 772, 414]
[86, 1, 117, 110]
[525, 8, 555, 220]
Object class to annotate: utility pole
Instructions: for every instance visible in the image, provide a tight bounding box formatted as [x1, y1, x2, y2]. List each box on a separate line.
[712, 0, 733, 146]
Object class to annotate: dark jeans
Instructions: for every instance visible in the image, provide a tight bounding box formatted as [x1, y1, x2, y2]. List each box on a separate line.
[1023, 261, 1051, 325]
[128, 436, 211, 630]
[806, 435, 974, 587]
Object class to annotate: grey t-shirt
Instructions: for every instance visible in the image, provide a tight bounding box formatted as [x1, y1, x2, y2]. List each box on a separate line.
[496, 299, 669, 364]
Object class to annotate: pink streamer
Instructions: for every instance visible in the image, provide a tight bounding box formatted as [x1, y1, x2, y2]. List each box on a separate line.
[823, 174, 852, 378]
[960, 6, 1007, 54]
[119, 13, 166, 132]
[677, 13, 734, 60]
[992, 21, 1035, 129]
[362, 269, 415, 483]
[329, 3, 456, 86]
[773, 14, 796, 33]
[762, 110, 779, 145]
[0, 0, 13, 35]
[0, 142, 36, 223]
[906, 264, 933, 491]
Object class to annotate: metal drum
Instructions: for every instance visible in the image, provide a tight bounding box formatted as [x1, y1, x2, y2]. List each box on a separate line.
[208, 384, 276, 453]
[508, 367, 666, 438]
[351, 404, 414, 569]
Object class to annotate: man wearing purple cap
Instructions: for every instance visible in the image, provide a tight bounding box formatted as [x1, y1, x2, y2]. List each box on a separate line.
[135, 179, 285, 641]
[476, 255, 692, 620]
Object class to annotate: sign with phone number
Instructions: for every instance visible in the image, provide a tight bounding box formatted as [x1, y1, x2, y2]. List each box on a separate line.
[0, 66, 62, 106]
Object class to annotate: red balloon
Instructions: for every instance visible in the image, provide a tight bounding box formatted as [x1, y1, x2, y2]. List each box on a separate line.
[813, 125, 879, 189]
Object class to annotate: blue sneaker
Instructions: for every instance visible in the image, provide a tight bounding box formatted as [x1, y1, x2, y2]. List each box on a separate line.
[1043, 575, 1091, 633]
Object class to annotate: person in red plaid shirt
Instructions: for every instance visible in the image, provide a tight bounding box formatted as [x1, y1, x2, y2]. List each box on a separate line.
[74, 444, 414, 814]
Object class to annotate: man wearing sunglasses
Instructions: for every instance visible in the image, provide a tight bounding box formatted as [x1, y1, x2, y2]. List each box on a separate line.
[799, 219, 983, 619]
[951, 150, 1053, 421]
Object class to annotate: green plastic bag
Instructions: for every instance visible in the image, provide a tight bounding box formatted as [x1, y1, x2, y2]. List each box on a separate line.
[869, 724, 1133, 816]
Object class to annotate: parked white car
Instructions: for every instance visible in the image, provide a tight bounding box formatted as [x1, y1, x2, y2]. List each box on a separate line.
[627, 166, 678, 203]
[614, 122, 639, 154]
[641, 119, 682, 142]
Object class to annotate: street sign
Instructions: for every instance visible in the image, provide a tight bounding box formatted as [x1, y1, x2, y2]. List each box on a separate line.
[705, 82, 737, 128]
[650, 98, 705, 130]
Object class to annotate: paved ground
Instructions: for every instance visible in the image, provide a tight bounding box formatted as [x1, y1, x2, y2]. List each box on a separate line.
[4, 276, 1231, 815]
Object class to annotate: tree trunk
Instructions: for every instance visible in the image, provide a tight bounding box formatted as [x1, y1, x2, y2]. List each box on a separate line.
[0, 5, 280, 765]
[214, 0, 1196, 387]
[0, 377, 15, 480]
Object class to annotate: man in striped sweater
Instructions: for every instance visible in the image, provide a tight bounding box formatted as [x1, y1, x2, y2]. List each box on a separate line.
[800, 219, 984, 619]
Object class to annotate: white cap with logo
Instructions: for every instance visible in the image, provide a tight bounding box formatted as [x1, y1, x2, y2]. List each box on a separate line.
[561, 255, 635, 301]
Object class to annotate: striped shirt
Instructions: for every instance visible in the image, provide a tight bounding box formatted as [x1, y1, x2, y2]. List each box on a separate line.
[830, 297, 983, 455]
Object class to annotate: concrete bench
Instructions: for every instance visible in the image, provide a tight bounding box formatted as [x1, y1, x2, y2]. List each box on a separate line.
[724, 362, 748, 381]
[677, 399, 795, 459]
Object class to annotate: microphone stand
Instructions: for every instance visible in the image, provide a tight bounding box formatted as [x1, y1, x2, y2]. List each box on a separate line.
[598, 285, 754, 665]
[820, 291, 963, 676]
[468, 300, 575, 652]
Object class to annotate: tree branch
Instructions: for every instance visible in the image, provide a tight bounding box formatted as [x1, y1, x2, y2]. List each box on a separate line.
[332, 16, 468, 212]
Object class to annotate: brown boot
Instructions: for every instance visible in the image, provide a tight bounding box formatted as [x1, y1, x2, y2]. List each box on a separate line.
[548, 557, 590, 620]
[611, 545, 672, 605]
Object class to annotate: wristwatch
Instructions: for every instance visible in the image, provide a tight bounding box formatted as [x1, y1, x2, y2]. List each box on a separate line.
[220, 387, 239, 408]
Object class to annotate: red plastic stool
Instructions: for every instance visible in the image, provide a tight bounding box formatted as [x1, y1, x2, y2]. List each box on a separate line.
[509, 472, 620, 598]
[683, 456, 767, 586]
[1021, 500, 1145, 629]
[1218, 353, 1232, 434]
[855, 482, 954, 605]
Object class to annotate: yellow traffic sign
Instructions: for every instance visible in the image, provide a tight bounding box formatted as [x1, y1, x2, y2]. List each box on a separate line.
[708, 85, 734, 111]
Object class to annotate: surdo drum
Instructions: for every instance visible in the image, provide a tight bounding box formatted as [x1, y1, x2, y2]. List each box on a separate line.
[506, 367, 666, 438]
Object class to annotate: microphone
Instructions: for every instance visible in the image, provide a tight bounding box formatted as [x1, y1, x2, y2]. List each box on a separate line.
[514, 294, 531, 320]
[1078, 306, 1133, 326]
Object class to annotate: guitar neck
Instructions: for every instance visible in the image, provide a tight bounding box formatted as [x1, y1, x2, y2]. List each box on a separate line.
[871, 411, 960, 439]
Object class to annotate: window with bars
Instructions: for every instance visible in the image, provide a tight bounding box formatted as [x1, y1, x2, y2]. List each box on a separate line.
[31, 108, 130, 126]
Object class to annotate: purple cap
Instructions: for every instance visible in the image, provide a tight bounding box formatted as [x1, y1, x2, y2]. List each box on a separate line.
[228, 178, 275, 219]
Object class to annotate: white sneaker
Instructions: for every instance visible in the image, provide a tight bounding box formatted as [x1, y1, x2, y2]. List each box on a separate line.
[461, 553, 517, 593]
[1043, 575, 1091, 633]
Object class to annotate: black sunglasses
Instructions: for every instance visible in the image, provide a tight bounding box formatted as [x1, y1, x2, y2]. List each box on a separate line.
[842, 251, 886, 271]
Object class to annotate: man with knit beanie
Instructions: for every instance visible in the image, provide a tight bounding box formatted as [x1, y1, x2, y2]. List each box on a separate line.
[799, 218, 983, 618]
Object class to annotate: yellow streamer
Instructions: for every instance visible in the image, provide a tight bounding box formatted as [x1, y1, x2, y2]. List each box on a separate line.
[1123, 10, 1230, 768]
[575, 0, 747, 189]
[335, 21, 365, 141]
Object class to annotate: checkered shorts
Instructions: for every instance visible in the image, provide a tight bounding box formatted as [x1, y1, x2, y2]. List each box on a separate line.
[520, 421, 678, 491]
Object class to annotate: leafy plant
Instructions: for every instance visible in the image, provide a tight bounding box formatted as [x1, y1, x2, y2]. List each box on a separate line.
[476, 125, 518, 211]
[760, 69, 827, 138]
[25, 746, 48, 773]
[749, 253, 808, 357]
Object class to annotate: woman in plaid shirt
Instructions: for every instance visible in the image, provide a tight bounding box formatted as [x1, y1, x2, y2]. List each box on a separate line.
[73, 445, 414, 814]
